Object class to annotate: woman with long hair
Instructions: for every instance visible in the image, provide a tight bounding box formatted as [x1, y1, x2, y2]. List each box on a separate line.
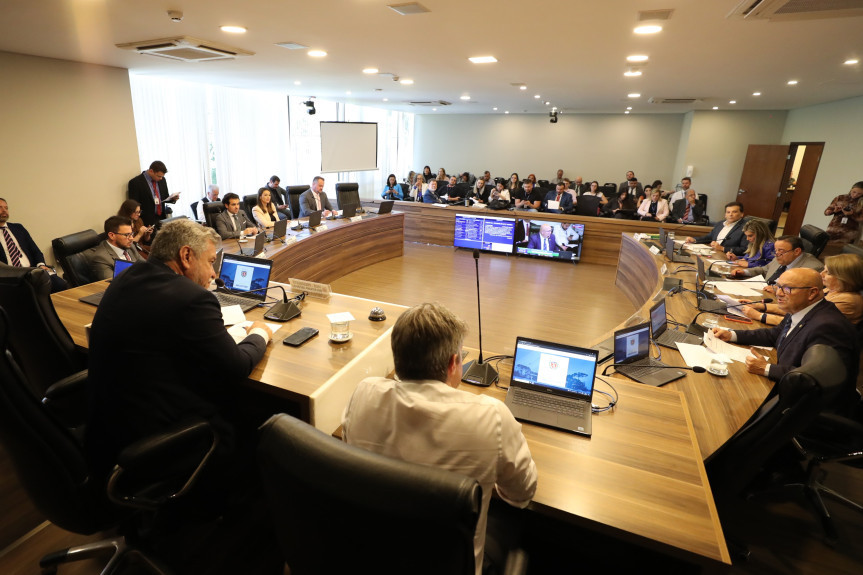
[252, 187, 279, 228]
[727, 219, 775, 268]
[381, 174, 403, 200]
[118, 198, 153, 247]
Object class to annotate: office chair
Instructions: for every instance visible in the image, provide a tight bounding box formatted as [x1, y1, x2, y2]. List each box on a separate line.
[190, 201, 200, 222]
[842, 243, 863, 258]
[154, 215, 189, 230]
[203, 202, 225, 228]
[243, 194, 258, 221]
[799, 224, 829, 258]
[257, 413, 481, 575]
[286, 185, 310, 219]
[335, 182, 362, 212]
[575, 194, 602, 217]
[0, 305, 218, 575]
[696, 193, 710, 225]
[747, 216, 778, 236]
[52, 229, 101, 287]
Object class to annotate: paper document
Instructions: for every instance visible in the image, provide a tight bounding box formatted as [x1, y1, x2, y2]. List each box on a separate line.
[715, 295, 748, 317]
[547, 200, 560, 211]
[709, 281, 766, 298]
[221, 305, 245, 326]
[702, 330, 773, 363]
[676, 342, 729, 369]
[226, 321, 283, 345]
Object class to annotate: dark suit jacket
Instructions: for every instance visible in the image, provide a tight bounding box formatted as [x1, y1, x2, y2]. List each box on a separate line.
[265, 184, 287, 207]
[214, 209, 256, 240]
[526, 233, 560, 252]
[85, 258, 267, 476]
[734, 299, 858, 394]
[618, 181, 644, 197]
[298, 190, 334, 217]
[0, 222, 45, 266]
[128, 172, 175, 227]
[670, 198, 704, 222]
[693, 218, 749, 255]
[514, 220, 530, 246]
[85, 240, 142, 281]
[543, 189, 574, 213]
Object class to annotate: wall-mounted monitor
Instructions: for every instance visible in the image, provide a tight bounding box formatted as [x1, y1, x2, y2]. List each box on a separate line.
[514, 219, 584, 262]
[453, 213, 516, 254]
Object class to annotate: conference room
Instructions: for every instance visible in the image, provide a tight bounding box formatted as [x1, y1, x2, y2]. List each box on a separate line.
[2, 1, 863, 574]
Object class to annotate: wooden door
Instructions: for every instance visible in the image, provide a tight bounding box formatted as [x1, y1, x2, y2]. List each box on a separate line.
[736, 145, 789, 220]
[783, 143, 824, 237]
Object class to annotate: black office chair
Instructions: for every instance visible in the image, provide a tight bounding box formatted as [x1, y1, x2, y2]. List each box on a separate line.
[190, 201, 200, 222]
[52, 229, 101, 287]
[203, 202, 225, 228]
[0, 305, 218, 575]
[243, 194, 258, 220]
[335, 182, 362, 212]
[537, 179, 550, 190]
[747, 216, 777, 236]
[696, 193, 710, 225]
[399, 182, 410, 200]
[286, 185, 309, 219]
[154, 215, 189, 230]
[257, 413, 481, 575]
[799, 224, 829, 258]
[842, 243, 863, 258]
[575, 195, 601, 217]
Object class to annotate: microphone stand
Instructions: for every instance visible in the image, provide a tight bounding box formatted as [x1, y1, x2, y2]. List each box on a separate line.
[214, 279, 303, 321]
[462, 250, 498, 387]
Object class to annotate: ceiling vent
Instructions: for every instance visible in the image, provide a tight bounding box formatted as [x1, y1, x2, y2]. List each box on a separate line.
[388, 3, 431, 16]
[637, 9, 675, 21]
[116, 37, 254, 62]
[407, 100, 452, 107]
[648, 97, 702, 105]
[727, 0, 863, 21]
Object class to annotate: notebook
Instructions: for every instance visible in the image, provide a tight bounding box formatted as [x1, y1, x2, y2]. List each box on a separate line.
[214, 251, 274, 312]
[612, 322, 686, 386]
[338, 204, 358, 218]
[505, 337, 598, 436]
[665, 234, 695, 263]
[78, 259, 135, 306]
[303, 210, 322, 229]
[373, 200, 394, 215]
[649, 298, 703, 348]
[266, 218, 288, 242]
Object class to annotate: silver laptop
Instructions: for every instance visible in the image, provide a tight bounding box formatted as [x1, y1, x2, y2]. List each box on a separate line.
[505, 337, 598, 436]
[612, 322, 686, 387]
[649, 298, 703, 348]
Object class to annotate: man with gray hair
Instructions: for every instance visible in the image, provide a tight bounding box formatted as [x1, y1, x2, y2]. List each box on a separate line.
[196, 184, 220, 221]
[342, 302, 537, 574]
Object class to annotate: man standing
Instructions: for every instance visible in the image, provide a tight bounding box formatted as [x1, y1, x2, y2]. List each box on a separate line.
[128, 161, 180, 227]
[543, 182, 574, 214]
[214, 193, 258, 240]
[298, 176, 334, 218]
[264, 175, 291, 220]
[670, 189, 702, 224]
[526, 224, 560, 252]
[513, 180, 542, 211]
[85, 216, 142, 280]
[730, 235, 823, 284]
[342, 303, 537, 575]
[668, 177, 694, 204]
[0, 197, 67, 292]
[685, 201, 749, 255]
[618, 171, 643, 197]
[196, 184, 220, 221]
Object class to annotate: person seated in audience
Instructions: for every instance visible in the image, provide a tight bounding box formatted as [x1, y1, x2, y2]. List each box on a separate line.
[642, 184, 653, 205]
[422, 165, 434, 182]
[481, 170, 493, 187]
[437, 167, 447, 181]
[626, 178, 643, 202]
[730, 235, 823, 286]
[214, 193, 258, 240]
[0, 197, 67, 292]
[118, 198, 154, 249]
[670, 189, 702, 224]
[441, 175, 462, 202]
[571, 177, 588, 196]
[460, 172, 471, 185]
[603, 189, 637, 219]
[583, 181, 608, 205]
[423, 179, 444, 203]
[526, 224, 559, 252]
[381, 173, 404, 200]
[195, 184, 220, 221]
[685, 201, 749, 255]
[473, 177, 493, 204]
[487, 182, 511, 208]
[507, 172, 521, 195]
[410, 174, 426, 201]
[406, 170, 416, 187]
[740, 253, 863, 326]
[554, 222, 581, 251]
[618, 171, 644, 196]
[668, 177, 694, 204]
[550, 169, 565, 185]
[298, 176, 334, 218]
[85, 215, 142, 280]
[651, 180, 665, 199]
[637, 189, 670, 222]
[543, 182, 574, 214]
[513, 180, 542, 211]
[726, 219, 775, 268]
[526, 174, 538, 187]
[264, 176, 291, 220]
[252, 187, 280, 229]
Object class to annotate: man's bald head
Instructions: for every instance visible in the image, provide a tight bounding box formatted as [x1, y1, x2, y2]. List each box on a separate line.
[776, 268, 824, 314]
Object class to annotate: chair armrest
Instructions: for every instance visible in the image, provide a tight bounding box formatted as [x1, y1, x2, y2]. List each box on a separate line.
[107, 419, 218, 510]
[42, 369, 89, 428]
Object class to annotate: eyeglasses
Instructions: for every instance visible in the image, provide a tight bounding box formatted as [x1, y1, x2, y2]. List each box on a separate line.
[112, 232, 134, 238]
[773, 248, 792, 256]
[773, 284, 815, 295]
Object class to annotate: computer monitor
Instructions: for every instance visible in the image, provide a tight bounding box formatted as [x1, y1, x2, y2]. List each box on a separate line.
[452, 213, 516, 254]
[515, 219, 584, 262]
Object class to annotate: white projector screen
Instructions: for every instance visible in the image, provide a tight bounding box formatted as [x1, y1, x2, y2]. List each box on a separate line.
[320, 121, 378, 173]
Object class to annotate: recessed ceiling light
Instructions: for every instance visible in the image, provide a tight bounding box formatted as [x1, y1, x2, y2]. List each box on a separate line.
[294, 81, 301, 86]
[308, 50, 327, 57]
[346, 91, 351, 95]
[729, 100, 737, 104]
[545, 101, 550, 106]
[400, 79, 414, 85]
[625, 111, 630, 114]
[787, 80, 798, 85]
[363, 68, 379, 74]
[627, 55, 649, 63]
[534, 94, 540, 99]
[519, 85, 527, 90]
[432, 108, 437, 111]
[624, 70, 642, 77]
[383, 98, 389, 102]
[220, 25, 246, 34]
[753, 91, 761, 96]
[712, 106, 719, 110]
[505, 111, 510, 114]
[460, 95, 470, 100]
[469, 56, 497, 64]
[626, 106, 632, 110]
[634, 24, 662, 34]
[628, 93, 641, 98]
[493, 107, 498, 111]
[844, 59, 859, 65]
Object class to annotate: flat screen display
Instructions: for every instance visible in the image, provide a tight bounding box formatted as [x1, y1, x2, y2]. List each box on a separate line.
[514, 219, 584, 262]
[453, 213, 516, 253]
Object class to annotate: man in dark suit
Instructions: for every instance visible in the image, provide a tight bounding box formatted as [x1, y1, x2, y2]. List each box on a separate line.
[195, 184, 220, 221]
[85, 216, 142, 280]
[670, 189, 703, 223]
[685, 201, 749, 256]
[264, 175, 291, 220]
[213, 193, 258, 240]
[731, 235, 823, 284]
[571, 177, 588, 196]
[713, 268, 858, 399]
[0, 197, 67, 292]
[526, 224, 560, 252]
[422, 179, 444, 204]
[127, 160, 179, 227]
[618, 171, 644, 197]
[513, 218, 530, 248]
[543, 182, 574, 214]
[298, 175, 334, 217]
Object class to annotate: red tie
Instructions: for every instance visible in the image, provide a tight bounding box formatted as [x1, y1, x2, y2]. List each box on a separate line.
[556, 193, 562, 202]
[684, 204, 691, 221]
[153, 181, 162, 216]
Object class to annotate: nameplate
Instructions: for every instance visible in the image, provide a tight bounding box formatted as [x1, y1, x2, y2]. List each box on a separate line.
[649, 246, 661, 255]
[313, 224, 328, 232]
[284, 235, 297, 245]
[349, 215, 363, 223]
[661, 263, 668, 275]
[289, 278, 332, 300]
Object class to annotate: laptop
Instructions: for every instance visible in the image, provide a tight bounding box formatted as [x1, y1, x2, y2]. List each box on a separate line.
[665, 234, 695, 263]
[303, 210, 322, 229]
[78, 259, 135, 306]
[694, 255, 728, 313]
[649, 298, 703, 348]
[238, 232, 266, 257]
[611, 322, 686, 386]
[339, 204, 358, 219]
[214, 251, 274, 312]
[371, 200, 394, 215]
[505, 337, 598, 436]
[642, 226, 665, 252]
[266, 218, 289, 242]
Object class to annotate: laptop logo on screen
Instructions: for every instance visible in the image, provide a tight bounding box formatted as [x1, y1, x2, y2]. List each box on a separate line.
[241, 271, 248, 277]
[548, 361, 558, 369]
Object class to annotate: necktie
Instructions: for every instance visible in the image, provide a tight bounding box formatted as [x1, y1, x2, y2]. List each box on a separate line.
[314, 193, 322, 210]
[542, 237, 548, 251]
[123, 250, 131, 262]
[776, 316, 791, 348]
[233, 213, 240, 231]
[767, 265, 787, 285]
[684, 204, 691, 221]
[1, 226, 22, 267]
[556, 193, 562, 202]
[152, 181, 162, 216]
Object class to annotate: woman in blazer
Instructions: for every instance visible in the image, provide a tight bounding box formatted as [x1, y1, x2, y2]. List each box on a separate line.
[637, 189, 670, 222]
[252, 187, 279, 228]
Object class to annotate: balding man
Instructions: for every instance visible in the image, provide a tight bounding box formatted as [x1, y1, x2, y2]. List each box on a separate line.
[712, 268, 858, 392]
[526, 224, 560, 252]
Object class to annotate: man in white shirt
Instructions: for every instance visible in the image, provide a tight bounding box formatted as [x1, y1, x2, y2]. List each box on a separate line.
[196, 184, 220, 221]
[342, 303, 537, 575]
[668, 176, 694, 204]
[298, 175, 334, 218]
[85, 216, 142, 280]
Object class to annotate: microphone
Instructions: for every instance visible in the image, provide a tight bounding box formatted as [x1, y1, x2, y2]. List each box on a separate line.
[213, 279, 302, 322]
[686, 298, 773, 334]
[462, 249, 498, 387]
[602, 364, 706, 375]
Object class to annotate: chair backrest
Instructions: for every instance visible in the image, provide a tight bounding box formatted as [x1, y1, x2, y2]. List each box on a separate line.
[243, 194, 258, 220]
[335, 182, 361, 211]
[0, 306, 115, 534]
[575, 194, 601, 217]
[52, 229, 101, 287]
[705, 345, 846, 503]
[799, 224, 829, 258]
[257, 414, 481, 575]
[190, 201, 200, 221]
[399, 183, 410, 199]
[203, 202, 225, 228]
[0, 265, 84, 394]
[748, 216, 777, 236]
[286, 185, 310, 219]
[537, 179, 550, 190]
[842, 243, 863, 258]
[155, 215, 189, 230]
[599, 184, 617, 198]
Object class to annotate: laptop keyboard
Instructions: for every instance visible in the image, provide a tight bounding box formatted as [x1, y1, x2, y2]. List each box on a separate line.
[214, 291, 259, 312]
[619, 358, 668, 378]
[512, 388, 585, 418]
[659, 330, 697, 344]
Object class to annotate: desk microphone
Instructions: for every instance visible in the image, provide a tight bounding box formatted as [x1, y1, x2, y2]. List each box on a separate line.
[462, 249, 497, 387]
[686, 299, 773, 335]
[602, 364, 706, 375]
[214, 279, 303, 321]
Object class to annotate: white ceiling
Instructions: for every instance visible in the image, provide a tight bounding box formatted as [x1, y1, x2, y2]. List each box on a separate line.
[2, 0, 862, 115]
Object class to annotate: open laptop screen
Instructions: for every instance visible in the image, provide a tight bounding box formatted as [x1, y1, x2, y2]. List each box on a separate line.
[512, 337, 597, 398]
[613, 323, 651, 365]
[649, 299, 667, 337]
[112, 259, 133, 278]
[218, 252, 273, 302]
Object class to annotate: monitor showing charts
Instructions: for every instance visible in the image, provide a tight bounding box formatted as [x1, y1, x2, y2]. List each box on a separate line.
[452, 213, 516, 254]
[515, 219, 584, 262]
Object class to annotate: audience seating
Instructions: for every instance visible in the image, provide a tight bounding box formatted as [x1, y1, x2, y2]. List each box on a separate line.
[257, 413, 481, 575]
[600, 184, 616, 198]
[52, 229, 101, 287]
[799, 224, 829, 258]
[575, 195, 602, 217]
[286, 185, 309, 219]
[203, 202, 224, 228]
[335, 182, 361, 212]
[842, 243, 863, 258]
